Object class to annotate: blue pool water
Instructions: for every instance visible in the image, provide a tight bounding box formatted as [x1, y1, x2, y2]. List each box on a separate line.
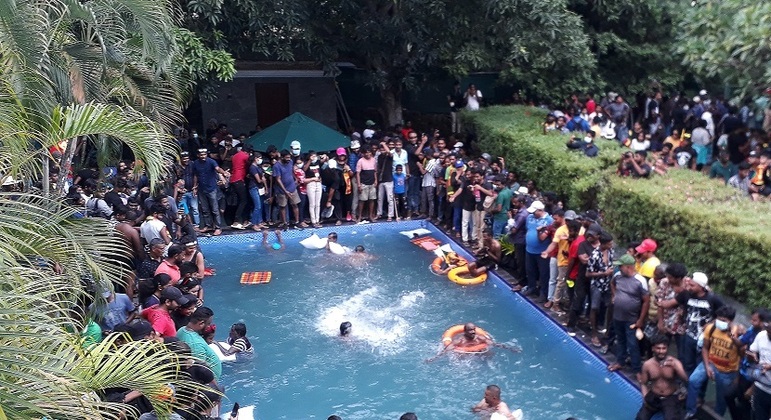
[199, 221, 641, 419]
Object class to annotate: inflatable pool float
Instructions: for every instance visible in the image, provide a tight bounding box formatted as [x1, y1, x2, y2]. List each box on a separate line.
[441, 324, 492, 354]
[447, 265, 487, 286]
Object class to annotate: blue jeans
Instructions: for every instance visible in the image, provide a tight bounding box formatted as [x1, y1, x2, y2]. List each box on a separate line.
[679, 335, 700, 375]
[525, 251, 549, 297]
[407, 175, 422, 212]
[613, 319, 642, 373]
[198, 189, 221, 229]
[686, 361, 736, 416]
[181, 191, 200, 224]
[452, 206, 462, 233]
[491, 219, 508, 238]
[249, 187, 264, 225]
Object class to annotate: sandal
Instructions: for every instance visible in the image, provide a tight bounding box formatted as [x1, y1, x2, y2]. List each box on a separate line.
[298, 222, 309, 228]
[544, 301, 553, 309]
[607, 363, 623, 372]
[212, 229, 222, 236]
[591, 336, 602, 347]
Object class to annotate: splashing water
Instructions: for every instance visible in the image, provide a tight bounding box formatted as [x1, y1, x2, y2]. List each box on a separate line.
[316, 287, 425, 356]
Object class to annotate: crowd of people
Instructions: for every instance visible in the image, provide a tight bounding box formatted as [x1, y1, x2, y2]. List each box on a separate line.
[546, 89, 771, 199]
[31, 84, 771, 419]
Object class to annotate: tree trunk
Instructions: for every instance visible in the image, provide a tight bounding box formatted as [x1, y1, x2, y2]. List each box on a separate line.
[57, 138, 78, 196]
[380, 87, 403, 128]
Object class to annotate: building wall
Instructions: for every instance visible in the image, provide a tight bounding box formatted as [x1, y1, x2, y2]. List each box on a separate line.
[201, 76, 337, 136]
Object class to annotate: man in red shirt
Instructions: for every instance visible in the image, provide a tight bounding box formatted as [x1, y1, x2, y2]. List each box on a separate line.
[155, 244, 185, 285]
[229, 145, 252, 229]
[141, 286, 189, 337]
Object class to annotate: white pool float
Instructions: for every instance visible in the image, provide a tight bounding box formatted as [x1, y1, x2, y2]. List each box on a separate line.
[399, 228, 431, 238]
[300, 234, 328, 250]
[328, 242, 348, 255]
[208, 342, 236, 362]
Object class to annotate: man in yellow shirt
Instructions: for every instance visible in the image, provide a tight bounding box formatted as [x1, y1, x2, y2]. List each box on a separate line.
[685, 306, 744, 417]
[635, 238, 660, 280]
[540, 210, 583, 311]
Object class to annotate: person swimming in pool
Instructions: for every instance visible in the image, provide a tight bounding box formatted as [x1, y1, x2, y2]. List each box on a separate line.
[425, 322, 520, 362]
[262, 229, 284, 250]
[340, 321, 352, 336]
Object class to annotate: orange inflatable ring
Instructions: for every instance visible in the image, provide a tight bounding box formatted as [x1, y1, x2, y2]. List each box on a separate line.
[441, 324, 492, 353]
[447, 265, 487, 285]
[430, 256, 467, 275]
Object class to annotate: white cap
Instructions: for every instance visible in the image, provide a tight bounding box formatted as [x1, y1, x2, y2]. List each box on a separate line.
[527, 200, 545, 213]
[692, 96, 701, 103]
[692, 272, 708, 289]
[350, 140, 360, 149]
[453, 142, 464, 149]
[699, 89, 708, 96]
[327, 160, 337, 170]
[290, 140, 301, 152]
[517, 186, 529, 195]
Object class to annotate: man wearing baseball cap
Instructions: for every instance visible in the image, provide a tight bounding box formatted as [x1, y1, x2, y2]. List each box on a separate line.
[607, 254, 650, 375]
[141, 286, 189, 338]
[658, 270, 724, 374]
[523, 200, 553, 302]
[635, 238, 660, 280]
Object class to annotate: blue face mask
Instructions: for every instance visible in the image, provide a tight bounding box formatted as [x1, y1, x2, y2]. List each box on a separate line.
[715, 320, 729, 331]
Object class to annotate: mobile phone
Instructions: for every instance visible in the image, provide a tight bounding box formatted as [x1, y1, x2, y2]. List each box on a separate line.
[231, 402, 240, 417]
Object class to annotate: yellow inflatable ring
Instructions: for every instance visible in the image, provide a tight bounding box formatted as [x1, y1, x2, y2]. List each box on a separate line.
[441, 324, 492, 353]
[447, 265, 487, 285]
[430, 256, 467, 275]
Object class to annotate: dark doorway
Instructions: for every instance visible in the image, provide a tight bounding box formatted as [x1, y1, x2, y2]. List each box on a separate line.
[255, 83, 290, 128]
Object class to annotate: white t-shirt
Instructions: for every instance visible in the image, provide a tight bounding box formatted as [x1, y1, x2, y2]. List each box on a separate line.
[140, 217, 166, 243]
[465, 90, 483, 111]
[750, 330, 771, 394]
[630, 139, 651, 152]
[391, 149, 408, 171]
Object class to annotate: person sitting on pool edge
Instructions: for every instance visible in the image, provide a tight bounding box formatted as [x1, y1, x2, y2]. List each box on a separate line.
[425, 322, 520, 362]
[212, 322, 254, 360]
[262, 228, 284, 250]
[466, 229, 501, 277]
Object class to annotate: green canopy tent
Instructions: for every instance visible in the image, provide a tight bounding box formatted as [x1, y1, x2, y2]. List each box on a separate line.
[243, 112, 349, 153]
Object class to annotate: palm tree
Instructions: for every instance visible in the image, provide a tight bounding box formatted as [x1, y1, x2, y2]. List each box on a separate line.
[0, 0, 222, 416]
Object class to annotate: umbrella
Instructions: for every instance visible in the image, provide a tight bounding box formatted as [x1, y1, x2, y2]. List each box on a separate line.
[243, 112, 349, 153]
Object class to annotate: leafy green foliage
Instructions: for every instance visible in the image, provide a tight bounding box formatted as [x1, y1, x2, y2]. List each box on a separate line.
[677, 0, 771, 95]
[464, 106, 623, 207]
[173, 28, 236, 101]
[569, 0, 688, 95]
[467, 105, 771, 307]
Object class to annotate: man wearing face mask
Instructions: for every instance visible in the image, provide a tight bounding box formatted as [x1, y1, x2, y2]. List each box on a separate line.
[685, 305, 743, 418]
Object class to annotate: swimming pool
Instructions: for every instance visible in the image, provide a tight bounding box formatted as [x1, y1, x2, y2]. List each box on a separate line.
[199, 221, 641, 419]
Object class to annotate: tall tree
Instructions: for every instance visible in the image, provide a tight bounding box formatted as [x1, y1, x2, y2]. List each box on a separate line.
[304, 0, 595, 125]
[0, 0, 227, 417]
[569, 0, 687, 95]
[676, 0, 771, 96]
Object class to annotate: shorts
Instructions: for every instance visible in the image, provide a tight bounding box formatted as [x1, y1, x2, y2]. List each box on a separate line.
[276, 190, 301, 207]
[760, 186, 771, 197]
[590, 282, 611, 310]
[359, 184, 376, 201]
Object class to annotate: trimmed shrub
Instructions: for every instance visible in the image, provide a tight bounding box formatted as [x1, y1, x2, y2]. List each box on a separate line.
[465, 106, 771, 307]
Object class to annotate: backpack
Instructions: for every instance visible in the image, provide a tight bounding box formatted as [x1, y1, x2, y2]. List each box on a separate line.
[86, 197, 111, 218]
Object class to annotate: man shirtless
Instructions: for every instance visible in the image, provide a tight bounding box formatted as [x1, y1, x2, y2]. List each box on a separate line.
[637, 334, 688, 420]
[466, 230, 501, 277]
[471, 384, 523, 420]
[426, 323, 519, 362]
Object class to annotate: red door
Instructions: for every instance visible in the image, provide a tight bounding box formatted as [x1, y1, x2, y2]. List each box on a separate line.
[255, 83, 290, 128]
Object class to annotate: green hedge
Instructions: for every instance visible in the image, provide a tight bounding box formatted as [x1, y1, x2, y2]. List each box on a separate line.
[465, 106, 771, 308]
